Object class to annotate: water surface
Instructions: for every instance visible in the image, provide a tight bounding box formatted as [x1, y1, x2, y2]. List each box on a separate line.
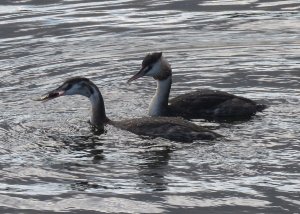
[0, 0, 300, 213]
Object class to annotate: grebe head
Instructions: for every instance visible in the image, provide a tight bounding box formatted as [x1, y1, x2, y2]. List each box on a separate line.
[128, 52, 171, 83]
[37, 77, 98, 101]
[36, 77, 108, 129]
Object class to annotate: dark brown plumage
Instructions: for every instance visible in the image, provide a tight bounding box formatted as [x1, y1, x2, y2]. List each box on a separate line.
[128, 52, 266, 121]
[168, 89, 266, 120]
[111, 117, 220, 142]
[37, 77, 220, 142]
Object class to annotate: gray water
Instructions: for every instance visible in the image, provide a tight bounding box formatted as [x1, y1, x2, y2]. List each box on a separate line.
[0, 0, 300, 213]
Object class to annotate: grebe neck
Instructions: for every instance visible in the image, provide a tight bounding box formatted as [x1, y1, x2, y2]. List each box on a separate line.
[89, 86, 109, 129]
[149, 75, 172, 116]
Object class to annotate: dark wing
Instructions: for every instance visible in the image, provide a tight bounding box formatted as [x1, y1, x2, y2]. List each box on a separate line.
[114, 117, 220, 142]
[169, 89, 263, 118]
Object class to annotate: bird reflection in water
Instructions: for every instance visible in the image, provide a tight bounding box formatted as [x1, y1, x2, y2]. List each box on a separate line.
[137, 146, 172, 192]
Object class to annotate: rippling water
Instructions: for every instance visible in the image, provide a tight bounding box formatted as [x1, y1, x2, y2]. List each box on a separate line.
[0, 0, 300, 213]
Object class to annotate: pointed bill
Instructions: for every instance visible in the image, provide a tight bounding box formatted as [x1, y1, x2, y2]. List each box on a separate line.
[33, 90, 64, 102]
[127, 66, 149, 83]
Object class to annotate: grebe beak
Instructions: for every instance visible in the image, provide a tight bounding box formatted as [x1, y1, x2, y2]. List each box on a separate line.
[127, 66, 149, 83]
[34, 89, 65, 102]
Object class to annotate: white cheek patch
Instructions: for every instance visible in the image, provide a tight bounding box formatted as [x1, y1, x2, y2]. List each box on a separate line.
[65, 85, 80, 95]
[146, 60, 161, 77]
[64, 83, 92, 97]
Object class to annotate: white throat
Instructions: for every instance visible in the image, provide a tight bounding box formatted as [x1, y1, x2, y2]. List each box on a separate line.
[148, 75, 172, 116]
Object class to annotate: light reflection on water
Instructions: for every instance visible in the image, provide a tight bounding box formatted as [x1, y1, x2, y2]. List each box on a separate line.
[0, 0, 300, 213]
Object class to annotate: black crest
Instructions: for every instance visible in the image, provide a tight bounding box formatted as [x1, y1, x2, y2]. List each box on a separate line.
[63, 77, 90, 85]
[61, 77, 96, 95]
[142, 52, 162, 68]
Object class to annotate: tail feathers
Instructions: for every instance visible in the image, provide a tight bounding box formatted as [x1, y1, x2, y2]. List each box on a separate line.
[256, 104, 267, 112]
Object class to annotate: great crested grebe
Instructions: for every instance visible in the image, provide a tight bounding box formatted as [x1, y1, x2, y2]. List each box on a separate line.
[36, 77, 220, 142]
[128, 52, 266, 120]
